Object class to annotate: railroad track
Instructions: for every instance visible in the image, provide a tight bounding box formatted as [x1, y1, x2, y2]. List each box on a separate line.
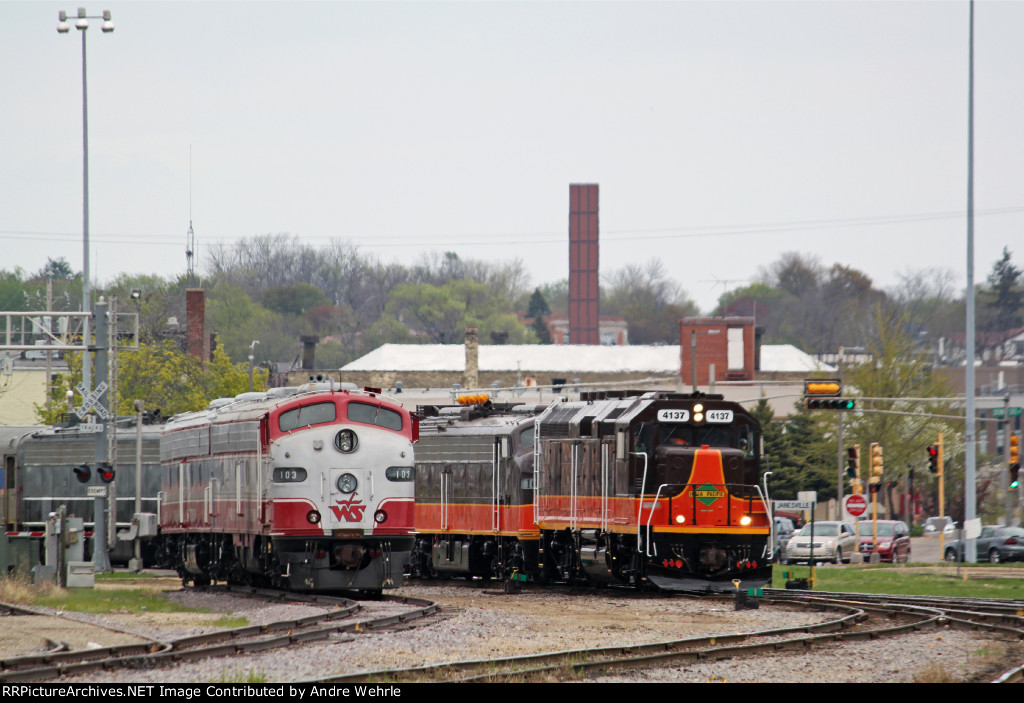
[309, 589, 1024, 684]
[0, 586, 441, 683]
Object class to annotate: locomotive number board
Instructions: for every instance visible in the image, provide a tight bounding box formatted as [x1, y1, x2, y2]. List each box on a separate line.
[657, 409, 690, 422]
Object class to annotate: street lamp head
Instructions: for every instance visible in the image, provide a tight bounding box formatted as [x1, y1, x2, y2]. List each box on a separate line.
[101, 10, 114, 33]
[75, 18, 88, 31]
[57, 11, 70, 33]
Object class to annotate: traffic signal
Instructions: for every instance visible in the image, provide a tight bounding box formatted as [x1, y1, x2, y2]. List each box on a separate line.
[73, 464, 91, 483]
[803, 379, 855, 410]
[870, 443, 884, 477]
[1011, 434, 1020, 489]
[97, 462, 116, 483]
[846, 446, 859, 479]
[805, 397, 857, 410]
[869, 482, 881, 495]
[927, 444, 939, 474]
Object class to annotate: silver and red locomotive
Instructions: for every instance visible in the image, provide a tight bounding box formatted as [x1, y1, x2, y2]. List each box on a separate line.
[159, 384, 416, 593]
[410, 390, 771, 592]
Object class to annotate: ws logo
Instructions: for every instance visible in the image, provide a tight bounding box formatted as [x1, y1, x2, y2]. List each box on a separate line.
[330, 493, 367, 522]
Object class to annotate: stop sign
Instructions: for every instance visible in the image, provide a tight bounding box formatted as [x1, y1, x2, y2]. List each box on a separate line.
[845, 493, 868, 518]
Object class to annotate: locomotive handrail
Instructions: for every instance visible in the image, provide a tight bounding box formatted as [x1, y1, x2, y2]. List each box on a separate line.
[644, 482, 670, 557]
[757, 476, 773, 561]
[600, 442, 611, 533]
[633, 451, 649, 551]
[573, 442, 581, 532]
[491, 439, 500, 533]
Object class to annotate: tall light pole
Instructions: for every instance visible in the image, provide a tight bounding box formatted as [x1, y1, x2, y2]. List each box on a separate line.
[57, 8, 114, 393]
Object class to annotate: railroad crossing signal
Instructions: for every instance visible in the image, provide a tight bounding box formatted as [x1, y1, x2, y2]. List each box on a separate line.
[1011, 434, 1021, 490]
[72, 464, 91, 484]
[74, 380, 109, 420]
[803, 379, 856, 411]
[97, 462, 116, 483]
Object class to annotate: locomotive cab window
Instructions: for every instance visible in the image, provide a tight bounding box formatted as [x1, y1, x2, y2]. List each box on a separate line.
[737, 425, 758, 460]
[348, 402, 403, 431]
[279, 402, 336, 432]
[516, 426, 535, 453]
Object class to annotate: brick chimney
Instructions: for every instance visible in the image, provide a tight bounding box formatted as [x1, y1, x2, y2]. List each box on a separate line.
[300, 335, 319, 370]
[186, 289, 209, 364]
[463, 326, 479, 389]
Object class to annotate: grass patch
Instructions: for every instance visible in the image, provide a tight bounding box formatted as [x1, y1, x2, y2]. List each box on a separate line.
[212, 668, 268, 683]
[32, 587, 211, 614]
[212, 615, 249, 628]
[773, 563, 1024, 599]
[96, 571, 168, 581]
[0, 574, 209, 614]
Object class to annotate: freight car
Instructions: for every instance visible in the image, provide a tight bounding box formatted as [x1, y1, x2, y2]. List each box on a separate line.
[409, 391, 772, 592]
[158, 384, 416, 593]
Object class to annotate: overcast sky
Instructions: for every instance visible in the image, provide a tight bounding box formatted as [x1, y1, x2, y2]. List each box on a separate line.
[3, 0, 1022, 313]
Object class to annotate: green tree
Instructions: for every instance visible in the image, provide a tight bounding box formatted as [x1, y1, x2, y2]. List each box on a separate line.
[843, 306, 957, 517]
[603, 260, 699, 344]
[0, 269, 27, 311]
[753, 398, 837, 501]
[36, 342, 267, 423]
[35, 257, 77, 281]
[979, 246, 1023, 334]
[262, 283, 328, 317]
[527, 288, 551, 319]
[387, 279, 531, 344]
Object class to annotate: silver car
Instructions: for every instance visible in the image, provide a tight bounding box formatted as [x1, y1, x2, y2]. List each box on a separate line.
[785, 521, 858, 565]
[774, 516, 796, 562]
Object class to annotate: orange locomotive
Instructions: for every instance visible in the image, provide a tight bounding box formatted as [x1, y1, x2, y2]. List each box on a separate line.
[410, 391, 772, 592]
[408, 401, 543, 580]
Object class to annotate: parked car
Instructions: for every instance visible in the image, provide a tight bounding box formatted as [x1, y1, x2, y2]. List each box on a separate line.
[923, 516, 956, 536]
[944, 526, 1024, 563]
[857, 520, 911, 563]
[785, 521, 857, 565]
[774, 516, 796, 562]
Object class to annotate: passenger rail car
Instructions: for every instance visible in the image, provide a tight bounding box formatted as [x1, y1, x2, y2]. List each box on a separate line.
[408, 402, 543, 580]
[1, 423, 163, 563]
[159, 386, 416, 593]
[535, 391, 772, 591]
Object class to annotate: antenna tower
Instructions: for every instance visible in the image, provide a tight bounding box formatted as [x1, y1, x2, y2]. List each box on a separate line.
[185, 147, 198, 287]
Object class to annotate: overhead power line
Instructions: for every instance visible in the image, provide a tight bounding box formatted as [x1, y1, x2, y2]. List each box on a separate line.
[2, 204, 1023, 250]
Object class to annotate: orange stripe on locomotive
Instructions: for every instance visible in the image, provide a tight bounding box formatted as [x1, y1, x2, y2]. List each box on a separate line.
[535, 446, 769, 533]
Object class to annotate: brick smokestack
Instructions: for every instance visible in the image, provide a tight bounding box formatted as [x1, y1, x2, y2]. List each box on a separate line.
[463, 326, 479, 389]
[300, 335, 319, 370]
[186, 289, 210, 364]
[569, 184, 599, 345]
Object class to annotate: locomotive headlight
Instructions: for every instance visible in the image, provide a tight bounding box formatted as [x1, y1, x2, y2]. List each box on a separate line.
[374, 509, 387, 524]
[740, 515, 752, 526]
[693, 404, 704, 423]
[693, 404, 704, 413]
[334, 429, 358, 453]
[336, 472, 358, 493]
[675, 514, 686, 524]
